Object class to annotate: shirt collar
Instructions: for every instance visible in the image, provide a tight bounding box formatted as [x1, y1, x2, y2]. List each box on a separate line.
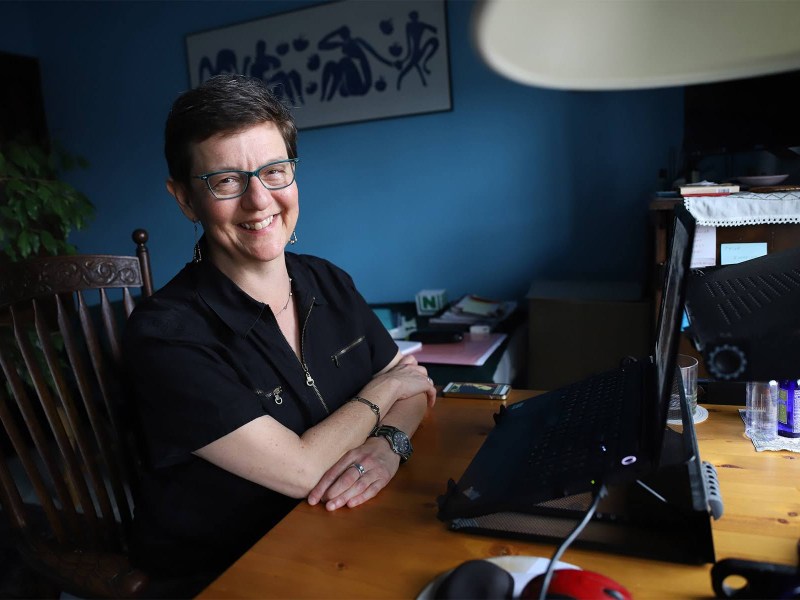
[193, 245, 328, 337]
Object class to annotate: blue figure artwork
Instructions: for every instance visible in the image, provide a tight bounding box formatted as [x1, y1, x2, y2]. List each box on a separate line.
[245, 40, 305, 106]
[245, 40, 280, 78]
[317, 25, 394, 101]
[395, 11, 440, 90]
[191, 1, 450, 127]
[198, 49, 239, 83]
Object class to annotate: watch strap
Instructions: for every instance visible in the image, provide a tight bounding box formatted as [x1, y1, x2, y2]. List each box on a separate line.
[371, 425, 412, 463]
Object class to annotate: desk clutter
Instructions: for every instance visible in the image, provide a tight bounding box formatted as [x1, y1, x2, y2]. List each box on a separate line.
[427, 294, 517, 331]
[373, 293, 518, 368]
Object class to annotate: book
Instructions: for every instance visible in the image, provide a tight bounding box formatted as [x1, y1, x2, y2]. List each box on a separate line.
[412, 333, 507, 367]
[680, 182, 740, 196]
[454, 294, 506, 317]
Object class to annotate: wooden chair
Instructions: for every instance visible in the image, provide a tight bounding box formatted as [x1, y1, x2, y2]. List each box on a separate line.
[0, 230, 153, 598]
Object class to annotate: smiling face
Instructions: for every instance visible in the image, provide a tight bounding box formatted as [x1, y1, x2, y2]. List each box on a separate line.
[168, 121, 299, 279]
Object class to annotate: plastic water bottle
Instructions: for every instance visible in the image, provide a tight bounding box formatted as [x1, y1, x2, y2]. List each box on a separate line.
[745, 381, 777, 441]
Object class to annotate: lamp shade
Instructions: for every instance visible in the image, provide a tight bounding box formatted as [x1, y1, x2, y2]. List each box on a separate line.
[473, 0, 800, 90]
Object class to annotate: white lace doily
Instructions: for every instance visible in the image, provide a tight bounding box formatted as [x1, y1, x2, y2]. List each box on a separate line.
[738, 409, 800, 452]
[667, 405, 708, 426]
[684, 191, 800, 227]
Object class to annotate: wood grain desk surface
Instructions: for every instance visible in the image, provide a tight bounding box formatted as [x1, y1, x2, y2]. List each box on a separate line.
[200, 390, 800, 599]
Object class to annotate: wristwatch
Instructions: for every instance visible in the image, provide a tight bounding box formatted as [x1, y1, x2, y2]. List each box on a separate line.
[371, 425, 413, 463]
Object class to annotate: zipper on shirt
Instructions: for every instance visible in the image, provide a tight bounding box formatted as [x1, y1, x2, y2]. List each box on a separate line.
[332, 335, 366, 367]
[299, 299, 330, 414]
[256, 386, 283, 405]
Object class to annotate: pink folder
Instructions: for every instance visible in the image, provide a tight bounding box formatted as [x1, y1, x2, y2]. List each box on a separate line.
[413, 333, 507, 367]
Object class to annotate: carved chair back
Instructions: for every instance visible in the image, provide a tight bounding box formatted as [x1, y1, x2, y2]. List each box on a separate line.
[0, 229, 153, 597]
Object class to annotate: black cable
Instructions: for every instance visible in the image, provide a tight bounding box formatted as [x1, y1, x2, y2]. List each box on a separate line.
[537, 484, 608, 600]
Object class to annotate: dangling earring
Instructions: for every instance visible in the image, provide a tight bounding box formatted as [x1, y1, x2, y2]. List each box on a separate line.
[289, 230, 298, 245]
[193, 221, 203, 263]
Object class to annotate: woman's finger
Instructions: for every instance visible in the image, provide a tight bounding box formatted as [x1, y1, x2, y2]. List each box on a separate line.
[308, 457, 361, 505]
[322, 463, 375, 509]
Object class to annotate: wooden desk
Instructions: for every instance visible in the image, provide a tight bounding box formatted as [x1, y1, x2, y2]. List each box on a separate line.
[200, 390, 800, 599]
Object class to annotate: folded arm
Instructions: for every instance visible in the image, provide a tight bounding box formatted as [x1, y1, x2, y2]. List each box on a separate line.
[194, 352, 434, 499]
[306, 390, 428, 510]
[306, 352, 435, 510]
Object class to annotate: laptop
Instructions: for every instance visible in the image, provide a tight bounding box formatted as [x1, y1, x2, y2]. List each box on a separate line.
[437, 205, 697, 522]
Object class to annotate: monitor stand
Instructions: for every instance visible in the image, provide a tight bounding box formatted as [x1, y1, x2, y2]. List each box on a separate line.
[445, 392, 720, 565]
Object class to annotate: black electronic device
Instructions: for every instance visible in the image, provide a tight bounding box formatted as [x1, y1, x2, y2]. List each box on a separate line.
[684, 246, 800, 382]
[712, 558, 800, 599]
[437, 205, 718, 564]
[409, 329, 463, 344]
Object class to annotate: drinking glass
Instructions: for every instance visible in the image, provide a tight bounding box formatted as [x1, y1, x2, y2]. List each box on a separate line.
[745, 380, 778, 441]
[668, 354, 699, 422]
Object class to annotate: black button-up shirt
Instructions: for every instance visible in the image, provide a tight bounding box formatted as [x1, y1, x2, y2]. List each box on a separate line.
[123, 251, 397, 577]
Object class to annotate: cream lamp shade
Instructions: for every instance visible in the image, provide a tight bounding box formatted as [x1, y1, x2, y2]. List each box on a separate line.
[472, 0, 800, 90]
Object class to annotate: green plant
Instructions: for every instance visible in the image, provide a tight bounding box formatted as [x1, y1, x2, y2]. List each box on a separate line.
[0, 138, 95, 261]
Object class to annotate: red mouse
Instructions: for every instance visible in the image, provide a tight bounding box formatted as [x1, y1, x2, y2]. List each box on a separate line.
[521, 568, 632, 600]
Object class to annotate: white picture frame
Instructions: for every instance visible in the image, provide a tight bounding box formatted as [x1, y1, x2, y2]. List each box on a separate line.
[186, 0, 452, 130]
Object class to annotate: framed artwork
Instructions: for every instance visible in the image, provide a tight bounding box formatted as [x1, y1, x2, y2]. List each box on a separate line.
[185, 0, 452, 130]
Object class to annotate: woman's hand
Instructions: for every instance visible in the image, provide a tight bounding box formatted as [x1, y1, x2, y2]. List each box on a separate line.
[307, 437, 400, 510]
[361, 354, 437, 408]
[305, 355, 435, 511]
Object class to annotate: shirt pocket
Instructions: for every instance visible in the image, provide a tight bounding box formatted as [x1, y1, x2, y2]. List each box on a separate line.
[331, 335, 367, 368]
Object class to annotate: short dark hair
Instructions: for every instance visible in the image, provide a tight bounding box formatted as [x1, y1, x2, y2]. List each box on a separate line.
[164, 74, 298, 184]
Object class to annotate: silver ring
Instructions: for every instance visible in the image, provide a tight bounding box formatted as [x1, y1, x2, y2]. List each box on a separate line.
[427, 377, 433, 385]
[349, 462, 366, 477]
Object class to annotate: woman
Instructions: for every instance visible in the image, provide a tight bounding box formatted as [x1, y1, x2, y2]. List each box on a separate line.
[123, 74, 435, 592]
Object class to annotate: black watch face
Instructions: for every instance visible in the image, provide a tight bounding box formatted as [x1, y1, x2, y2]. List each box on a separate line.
[391, 431, 411, 454]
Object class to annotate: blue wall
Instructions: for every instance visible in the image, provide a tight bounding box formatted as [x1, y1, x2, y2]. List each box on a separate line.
[1, 0, 683, 303]
[1, 2, 36, 55]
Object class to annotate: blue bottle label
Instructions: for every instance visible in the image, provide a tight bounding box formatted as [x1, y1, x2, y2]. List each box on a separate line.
[778, 380, 800, 438]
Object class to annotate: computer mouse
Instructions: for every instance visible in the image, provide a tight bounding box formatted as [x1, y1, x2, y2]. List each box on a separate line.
[433, 559, 514, 599]
[520, 568, 632, 600]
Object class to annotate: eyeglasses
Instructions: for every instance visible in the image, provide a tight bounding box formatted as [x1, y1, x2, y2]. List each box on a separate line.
[193, 158, 299, 200]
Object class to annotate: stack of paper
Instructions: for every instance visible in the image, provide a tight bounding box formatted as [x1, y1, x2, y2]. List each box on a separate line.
[428, 295, 516, 330]
[396, 340, 422, 355]
[455, 295, 507, 316]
